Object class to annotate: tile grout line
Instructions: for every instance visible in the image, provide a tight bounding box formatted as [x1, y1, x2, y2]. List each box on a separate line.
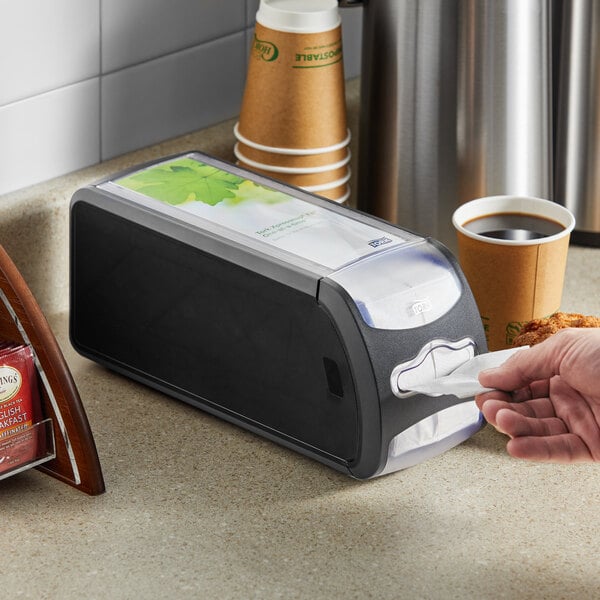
[98, 0, 103, 162]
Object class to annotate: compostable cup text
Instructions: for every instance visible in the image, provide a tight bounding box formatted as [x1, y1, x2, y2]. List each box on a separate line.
[452, 196, 575, 350]
[238, 0, 347, 150]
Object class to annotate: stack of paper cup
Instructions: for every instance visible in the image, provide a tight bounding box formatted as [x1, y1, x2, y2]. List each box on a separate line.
[234, 0, 350, 204]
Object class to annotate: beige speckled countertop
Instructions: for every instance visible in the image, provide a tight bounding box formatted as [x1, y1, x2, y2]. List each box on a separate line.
[1, 79, 600, 599]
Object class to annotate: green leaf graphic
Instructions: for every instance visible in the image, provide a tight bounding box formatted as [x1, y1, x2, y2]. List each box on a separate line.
[222, 180, 289, 206]
[117, 158, 246, 206]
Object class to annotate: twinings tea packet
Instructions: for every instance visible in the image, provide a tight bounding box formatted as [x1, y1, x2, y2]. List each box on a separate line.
[0, 344, 42, 474]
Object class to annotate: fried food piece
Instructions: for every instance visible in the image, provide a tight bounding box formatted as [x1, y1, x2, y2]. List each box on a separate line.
[513, 312, 600, 347]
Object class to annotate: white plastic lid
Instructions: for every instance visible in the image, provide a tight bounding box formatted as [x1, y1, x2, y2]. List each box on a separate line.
[256, 0, 341, 33]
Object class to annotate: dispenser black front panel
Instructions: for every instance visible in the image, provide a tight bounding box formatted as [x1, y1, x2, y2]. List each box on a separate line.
[71, 201, 359, 462]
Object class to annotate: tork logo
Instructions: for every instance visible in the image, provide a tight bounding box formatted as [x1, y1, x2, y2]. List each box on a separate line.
[368, 237, 392, 248]
[412, 299, 433, 316]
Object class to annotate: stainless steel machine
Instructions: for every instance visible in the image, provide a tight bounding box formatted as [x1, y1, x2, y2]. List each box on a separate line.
[340, 0, 556, 249]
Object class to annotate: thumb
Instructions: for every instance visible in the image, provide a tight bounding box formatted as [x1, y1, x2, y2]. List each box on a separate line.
[479, 338, 563, 391]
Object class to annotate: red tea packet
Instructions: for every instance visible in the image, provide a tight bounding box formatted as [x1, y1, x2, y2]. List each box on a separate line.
[0, 344, 42, 474]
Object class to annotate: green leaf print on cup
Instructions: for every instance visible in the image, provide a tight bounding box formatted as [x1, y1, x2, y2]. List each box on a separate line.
[116, 157, 289, 207]
[505, 320, 525, 346]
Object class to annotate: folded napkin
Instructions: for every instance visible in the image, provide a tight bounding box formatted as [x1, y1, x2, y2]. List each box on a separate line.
[405, 346, 527, 399]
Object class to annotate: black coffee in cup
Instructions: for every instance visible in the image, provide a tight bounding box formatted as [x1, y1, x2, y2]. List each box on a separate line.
[464, 212, 564, 240]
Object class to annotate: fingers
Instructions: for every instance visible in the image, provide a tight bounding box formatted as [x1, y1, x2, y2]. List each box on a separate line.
[495, 408, 567, 438]
[478, 332, 573, 391]
[475, 390, 511, 411]
[510, 379, 551, 402]
[480, 402, 565, 435]
[479, 396, 600, 463]
[506, 434, 593, 463]
[480, 403, 593, 462]
[479, 329, 600, 402]
[476, 379, 551, 407]
[477, 397, 557, 427]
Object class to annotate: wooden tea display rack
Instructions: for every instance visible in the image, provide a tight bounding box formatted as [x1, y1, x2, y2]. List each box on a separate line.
[0, 245, 104, 495]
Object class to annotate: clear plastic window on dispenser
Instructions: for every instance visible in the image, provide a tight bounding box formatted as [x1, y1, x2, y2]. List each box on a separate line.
[328, 242, 463, 329]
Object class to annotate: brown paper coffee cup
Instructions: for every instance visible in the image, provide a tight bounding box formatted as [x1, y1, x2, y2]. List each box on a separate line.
[235, 144, 350, 173]
[452, 196, 575, 351]
[235, 140, 348, 169]
[314, 183, 350, 203]
[238, 162, 350, 188]
[238, 20, 347, 149]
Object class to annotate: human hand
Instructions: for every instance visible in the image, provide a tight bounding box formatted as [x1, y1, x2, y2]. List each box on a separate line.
[475, 328, 600, 463]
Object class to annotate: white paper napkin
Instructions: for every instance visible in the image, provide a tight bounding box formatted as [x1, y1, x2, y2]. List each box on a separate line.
[405, 346, 527, 399]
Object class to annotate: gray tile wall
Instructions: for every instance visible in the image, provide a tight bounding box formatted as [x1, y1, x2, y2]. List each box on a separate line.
[0, 1, 362, 195]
